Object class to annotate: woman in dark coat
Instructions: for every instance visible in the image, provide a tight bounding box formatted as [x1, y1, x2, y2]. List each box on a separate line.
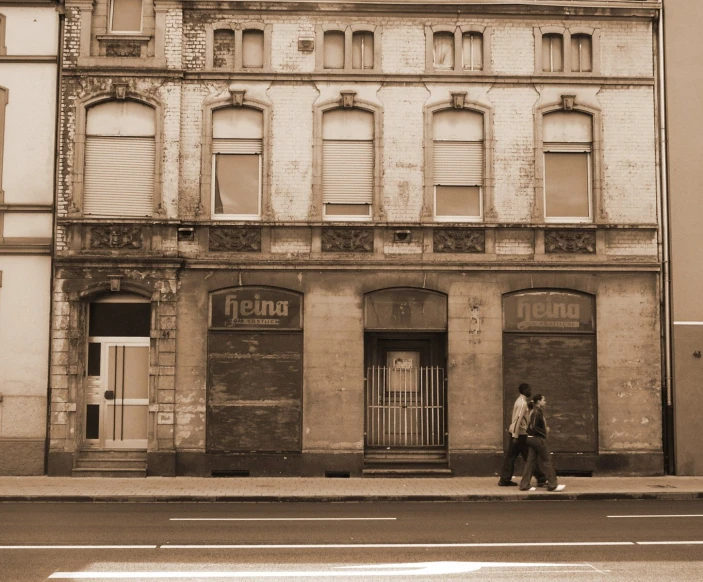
[519, 394, 565, 492]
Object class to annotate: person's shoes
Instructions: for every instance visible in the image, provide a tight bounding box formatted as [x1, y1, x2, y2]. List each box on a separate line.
[497, 480, 518, 487]
[547, 484, 566, 492]
[536, 482, 548, 488]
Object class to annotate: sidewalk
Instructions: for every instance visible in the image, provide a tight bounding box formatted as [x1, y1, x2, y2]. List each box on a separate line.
[0, 475, 702, 502]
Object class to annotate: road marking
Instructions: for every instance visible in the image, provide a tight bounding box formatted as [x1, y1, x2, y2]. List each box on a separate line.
[0, 545, 156, 550]
[608, 514, 703, 518]
[170, 517, 397, 522]
[160, 541, 634, 549]
[48, 561, 600, 578]
[636, 541, 703, 545]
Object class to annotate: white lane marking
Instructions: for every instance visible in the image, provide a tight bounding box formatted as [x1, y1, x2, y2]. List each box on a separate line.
[48, 561, 599, 579]
[608, 514, 703, 518]
[636, 541, 703, 545]
[0, 545, 156, 550]
[160, 541, 634, 549]
[170, 517, 396, 522]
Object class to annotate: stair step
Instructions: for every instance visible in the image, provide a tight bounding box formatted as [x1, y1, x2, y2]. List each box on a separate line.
[72, 467, 146, 478]
[75, 459, 146, 470]
[77, 450, 147, 461]
[362, 468, 453, 478]
[364, 455, 447, 463]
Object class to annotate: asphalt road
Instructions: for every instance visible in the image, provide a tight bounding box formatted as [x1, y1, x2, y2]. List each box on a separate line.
[1, 500, 703, 581]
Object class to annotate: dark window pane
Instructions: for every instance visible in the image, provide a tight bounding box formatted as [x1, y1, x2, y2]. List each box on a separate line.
[324, 31, 345, 69]
[89, 303, 150, 337]
[214, 154, 260, 215]
[545, 152, 590, 218]
[436, 186, 481, 217]
[242, 30, 264, 68]
[88, 342, 101, 376]
[86, 404, 100, 440]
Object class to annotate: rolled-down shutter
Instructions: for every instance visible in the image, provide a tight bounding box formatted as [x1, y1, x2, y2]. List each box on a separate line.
[323, 140, 373, 204]
[543, 142, 591, 152]
[213, 138, 262, 155]
[433, 141, 483, 186]
[83, 136, 155, 217]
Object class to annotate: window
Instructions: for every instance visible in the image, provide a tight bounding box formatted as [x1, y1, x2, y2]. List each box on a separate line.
[543, 111, 592, 221]
[211, 107, 263, 219]
[322, 109, 374, 220]
[242, 29, 264, 68]
[352, 31, 374, 70]
[571, 34, 592, 73]
[462, 32, 483, 71]
[109, 0, 143, 34]
[323, 31, 345, 69]
[433, 32, 455, 69]
[432, 110, 484, 220]
[83, 101, 155, 217]
[542, 33, 563, 72]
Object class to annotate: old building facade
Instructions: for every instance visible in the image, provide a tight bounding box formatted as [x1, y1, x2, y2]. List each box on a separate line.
[0, 0, 59, 474]
[48, 0, 665, 477]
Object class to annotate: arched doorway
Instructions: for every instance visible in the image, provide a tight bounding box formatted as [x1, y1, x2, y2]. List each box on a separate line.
[84, 294, 151, 450]
[363, 288, 448, 461]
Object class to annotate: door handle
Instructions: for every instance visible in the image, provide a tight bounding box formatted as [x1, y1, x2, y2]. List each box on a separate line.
[104, 390, 115, 400]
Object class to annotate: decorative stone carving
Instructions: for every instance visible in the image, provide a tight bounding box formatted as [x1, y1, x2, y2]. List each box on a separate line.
[340, 90, 356, 108]
[451, 91, 467, 109]
[90, 225, 144, 249]
[209, 227, 261, 252]
[433, 229, 485, 253]
[321, 228, 374, 252]
[561, 94, 576, 111]
[545, 229, 596, 254]
[106, 42, 141, 58]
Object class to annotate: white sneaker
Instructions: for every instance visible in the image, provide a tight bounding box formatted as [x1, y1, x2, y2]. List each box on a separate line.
[549, 484, 566, 492]
[528, 487, 536, 491]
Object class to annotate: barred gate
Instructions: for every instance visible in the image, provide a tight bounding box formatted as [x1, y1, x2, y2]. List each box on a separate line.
[365, 366, 446, 448]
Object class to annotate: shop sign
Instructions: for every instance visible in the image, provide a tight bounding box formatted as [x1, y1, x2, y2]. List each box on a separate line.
[209, 287, 302, 330]
[503, 290, 594, 333]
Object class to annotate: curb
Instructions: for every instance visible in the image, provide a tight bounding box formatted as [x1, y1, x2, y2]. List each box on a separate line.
[1, 492, 702, 503]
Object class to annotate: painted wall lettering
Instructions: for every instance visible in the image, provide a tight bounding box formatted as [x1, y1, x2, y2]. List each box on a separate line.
[504, 291, 594, 333]
[210, 287, 302, 330]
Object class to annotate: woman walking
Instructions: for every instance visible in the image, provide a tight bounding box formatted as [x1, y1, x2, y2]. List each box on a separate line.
[519, 394, 565, 492]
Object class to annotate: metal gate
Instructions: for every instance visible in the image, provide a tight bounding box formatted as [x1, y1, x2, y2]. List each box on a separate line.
[365, 366, 445, 447]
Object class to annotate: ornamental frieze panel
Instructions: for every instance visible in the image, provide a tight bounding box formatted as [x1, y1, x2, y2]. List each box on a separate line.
[321, 228, 374, 252]
[105, 42, 141, 58]
[545, 230, 596, 254]
[89, 225, 144, 249]
[209, 227, 261, 252]
[433, 229, 485, 253]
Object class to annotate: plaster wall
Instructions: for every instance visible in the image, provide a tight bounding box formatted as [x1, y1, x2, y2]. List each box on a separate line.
[1, 7, 59, 56]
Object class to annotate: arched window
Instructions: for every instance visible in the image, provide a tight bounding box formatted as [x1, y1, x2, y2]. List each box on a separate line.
[432, 109, 484, 220]
[211, 107, 263, 219]
[433, 32, 454, 69]
[242, 29, 264, 68]
[352, 30, 374, 70]
[323, 31, 345, 69]
[542, 33, 564, 72]
[543, 111, 593, 221]
[571, 34, 592, 72]
[83, 101, 155, 217]
[322, 108, 374, 220]
[462, 32, 483, 71]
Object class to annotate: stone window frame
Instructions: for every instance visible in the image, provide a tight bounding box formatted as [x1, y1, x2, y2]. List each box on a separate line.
[534, 26, 600, 75]
[0, 13, 6, 55]
[204, 22, 272, 71]
[425, 24, 492, 74]
[315, 24, 382, 74]
[70, 92, 164, 218]
[533, 101, 604, 223]
[199, 94, 272, 221]
[423, 98, 494, 223]
[312, 96, 383, 221]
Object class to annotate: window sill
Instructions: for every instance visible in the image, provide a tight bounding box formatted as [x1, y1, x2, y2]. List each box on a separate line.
[76, 56, 167, 69]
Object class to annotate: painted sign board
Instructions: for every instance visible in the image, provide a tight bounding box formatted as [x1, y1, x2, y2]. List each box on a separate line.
[503, 290, 595, 333]
[209, 287, 302, 330]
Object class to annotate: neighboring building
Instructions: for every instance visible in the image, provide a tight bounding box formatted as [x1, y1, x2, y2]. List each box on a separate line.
[0, 1, 60, 474]
[48, 0, 664, 477]
[664, 0, 703, 475]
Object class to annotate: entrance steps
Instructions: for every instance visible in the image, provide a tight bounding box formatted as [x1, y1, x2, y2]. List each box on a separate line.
[363, 449, 451, 477]
[72, 450, 147, 478]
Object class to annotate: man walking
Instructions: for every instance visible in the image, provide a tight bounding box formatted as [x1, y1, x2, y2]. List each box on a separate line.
[498, 383, 546, 487]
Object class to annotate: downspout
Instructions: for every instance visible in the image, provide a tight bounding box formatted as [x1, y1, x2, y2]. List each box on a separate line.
[655, 4, 674, 475]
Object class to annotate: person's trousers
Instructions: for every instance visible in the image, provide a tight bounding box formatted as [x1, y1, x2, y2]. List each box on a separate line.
[519, 436, 558, 490]
[499, 434, 547, 484]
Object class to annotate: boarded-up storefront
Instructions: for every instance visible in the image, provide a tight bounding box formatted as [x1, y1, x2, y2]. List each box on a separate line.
[502, 290, 597, 454]
[207, 287, 303, 452]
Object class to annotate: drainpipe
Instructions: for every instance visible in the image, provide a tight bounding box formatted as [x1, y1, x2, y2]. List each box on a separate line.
[655, 4, 674, 475]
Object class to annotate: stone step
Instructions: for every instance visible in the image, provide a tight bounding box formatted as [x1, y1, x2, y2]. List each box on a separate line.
[74, 459, 146, 470]
[364, 454, 447, 463]
[77, 450, 147, 461]
[72, 467, 146, 478]
[362, 468, 453, 478]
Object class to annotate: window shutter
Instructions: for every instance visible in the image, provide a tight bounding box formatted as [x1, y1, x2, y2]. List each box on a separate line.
[433, 141, 483, 185]
[213, 138, 262, 154]
[323, 140, 373, 203]
[544, 142, 591, 152]
[83, 136, 154, 217]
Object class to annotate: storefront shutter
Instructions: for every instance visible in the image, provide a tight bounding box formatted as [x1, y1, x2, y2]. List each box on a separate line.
[544, 141, 591, 152]
[83, 136, 154, 217]
[322, 140, 374, 203]
[213, 138, 262, 154]
[433, 141, 483, 185]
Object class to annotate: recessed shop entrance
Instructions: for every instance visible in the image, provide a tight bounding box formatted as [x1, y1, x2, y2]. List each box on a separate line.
[363, 289, 448, 461]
